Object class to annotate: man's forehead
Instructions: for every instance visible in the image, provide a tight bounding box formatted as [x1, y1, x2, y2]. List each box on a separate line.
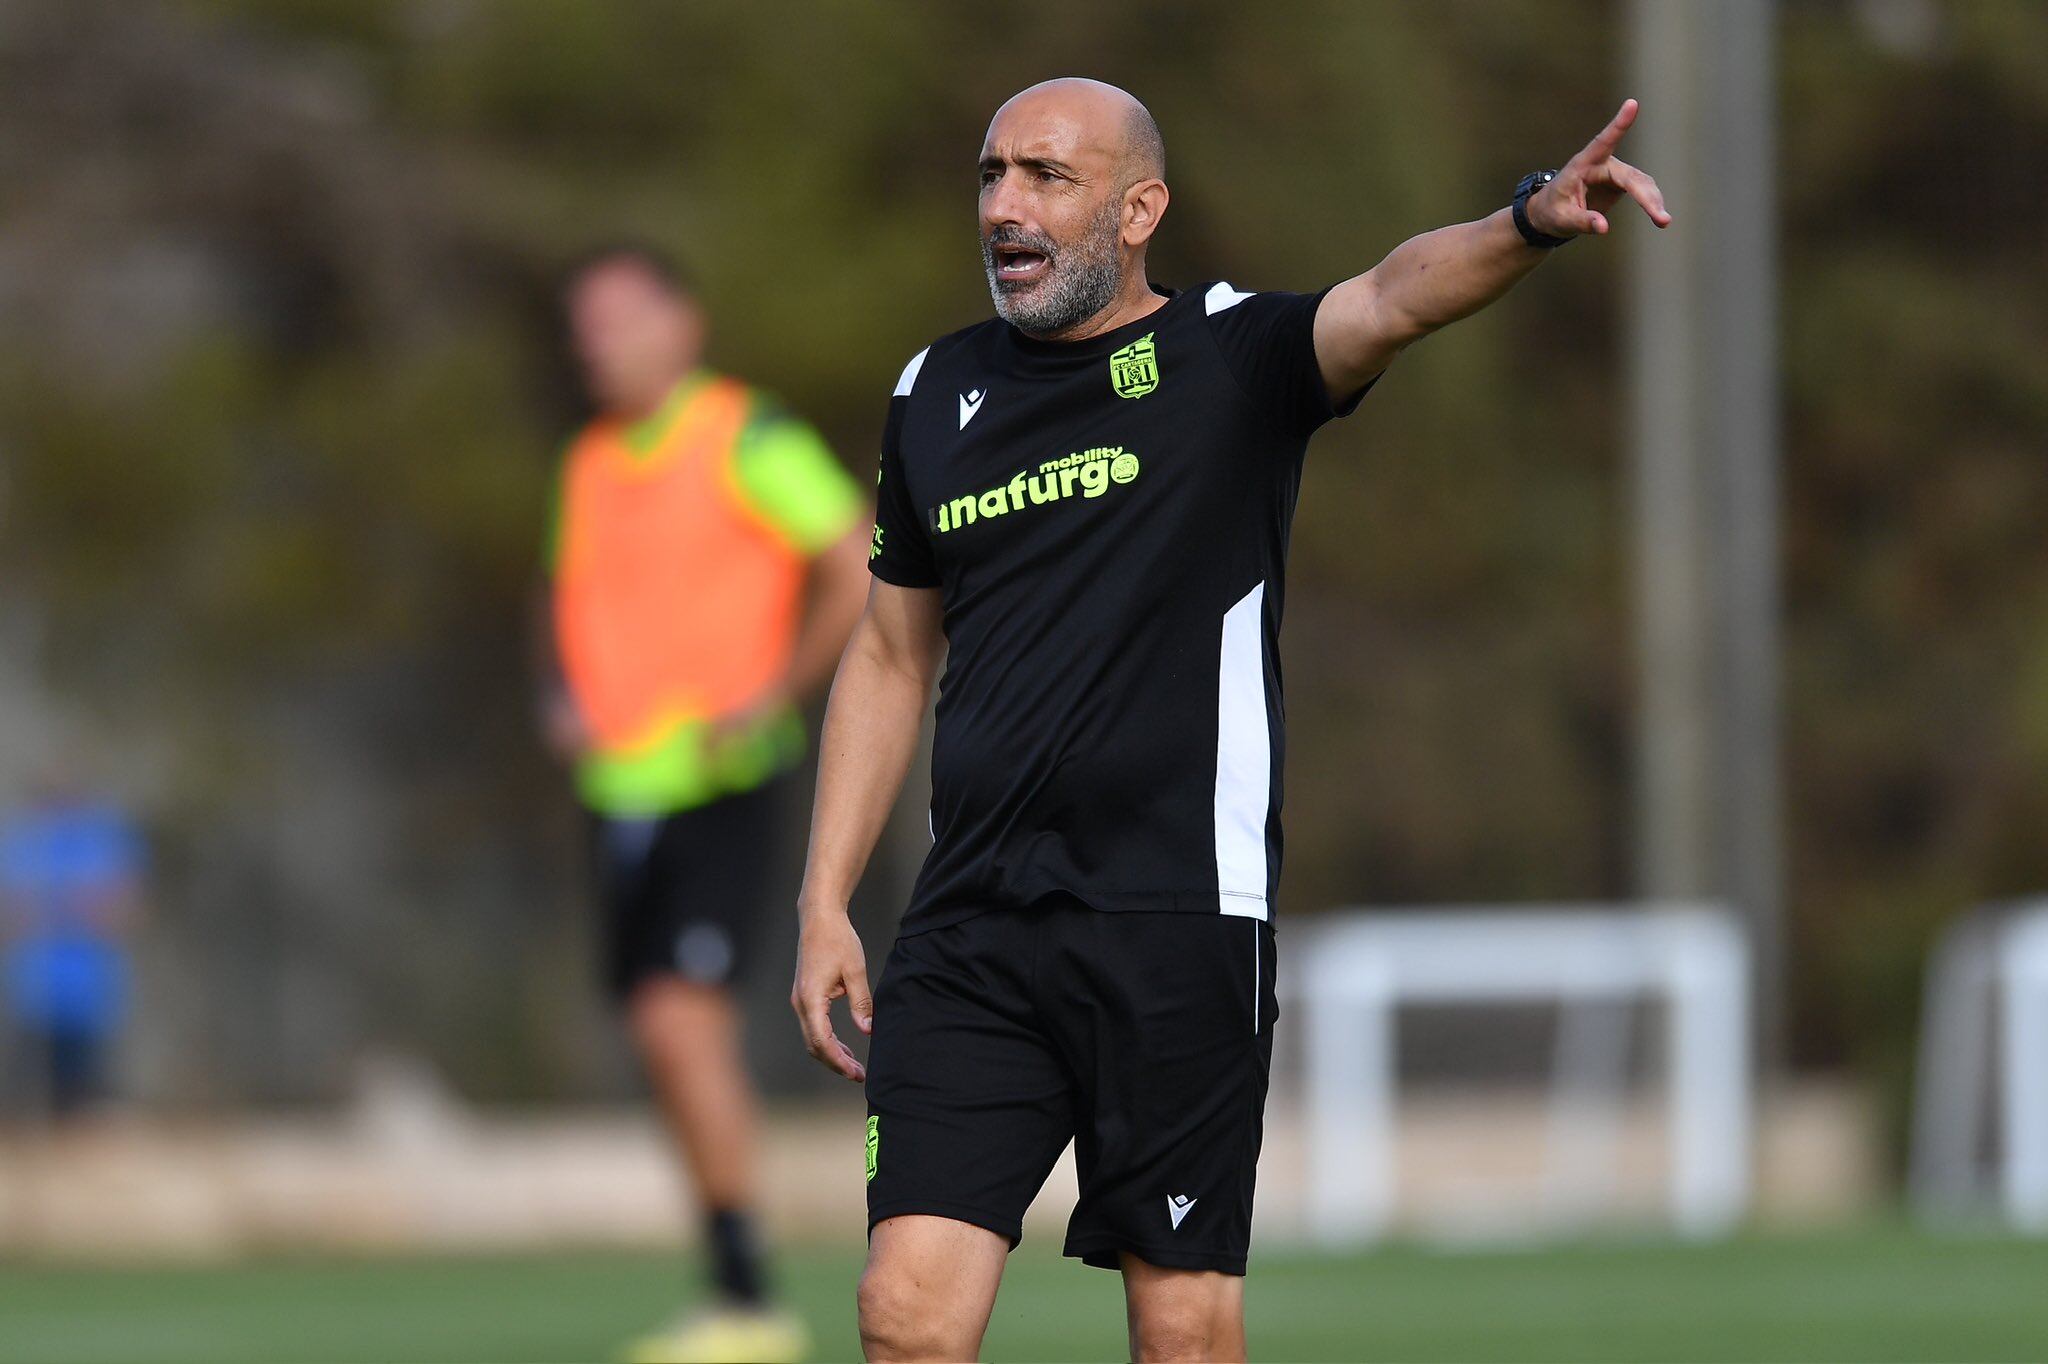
[575, 260, 678, 305]
[981, 93, 1120, 168]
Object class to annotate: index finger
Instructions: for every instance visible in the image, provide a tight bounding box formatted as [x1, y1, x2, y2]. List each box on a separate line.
[1586, 97, 1640, 159]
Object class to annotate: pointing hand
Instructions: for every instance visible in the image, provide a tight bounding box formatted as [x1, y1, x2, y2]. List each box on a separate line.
[1525, 98, 1673, 239]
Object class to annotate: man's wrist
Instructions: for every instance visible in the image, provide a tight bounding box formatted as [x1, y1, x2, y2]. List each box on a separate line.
[1512, 170, 1570, 249]
[797, 893, 852, 924]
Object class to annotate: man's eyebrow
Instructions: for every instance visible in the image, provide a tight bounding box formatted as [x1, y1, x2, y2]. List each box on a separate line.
[978, 153, 1079, 178]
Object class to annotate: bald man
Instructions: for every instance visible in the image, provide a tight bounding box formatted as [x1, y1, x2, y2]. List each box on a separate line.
[792, 78, 1670, 1361]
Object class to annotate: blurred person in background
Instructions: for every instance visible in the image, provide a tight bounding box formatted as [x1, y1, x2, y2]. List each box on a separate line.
[545, 244, 869, 1364]
[1, 764, 147, 1126]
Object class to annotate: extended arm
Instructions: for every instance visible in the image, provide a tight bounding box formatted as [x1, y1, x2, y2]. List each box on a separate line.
[1314, 98, 1672, 400]
[790, 578, 947, 1081]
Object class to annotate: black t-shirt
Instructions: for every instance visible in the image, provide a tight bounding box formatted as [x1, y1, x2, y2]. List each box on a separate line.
[870, 282, 1370, 935]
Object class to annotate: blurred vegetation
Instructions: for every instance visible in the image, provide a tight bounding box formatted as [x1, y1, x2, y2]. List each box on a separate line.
[1, 0, 2044, 1151]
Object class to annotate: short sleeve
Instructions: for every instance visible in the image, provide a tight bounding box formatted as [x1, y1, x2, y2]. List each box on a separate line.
[1201, 282, 1376, 435]
[868, 350, 941, 588]
[731, 407, 865, 555]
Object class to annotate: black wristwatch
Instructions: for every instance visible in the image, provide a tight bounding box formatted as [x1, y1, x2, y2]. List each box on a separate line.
[1512, 170, 1570, 249]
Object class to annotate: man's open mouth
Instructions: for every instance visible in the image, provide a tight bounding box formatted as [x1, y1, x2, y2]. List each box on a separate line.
[993, 243, 1051, 285]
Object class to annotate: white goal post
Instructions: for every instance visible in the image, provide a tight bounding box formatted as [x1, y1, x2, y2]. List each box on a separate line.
[1910, 900, 2048, 1229]
[1284, 905, 1753, 1246]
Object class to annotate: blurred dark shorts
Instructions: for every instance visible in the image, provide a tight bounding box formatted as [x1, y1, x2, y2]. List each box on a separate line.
[13, 1023, 113, 1117]
[586, 775, 788, 998]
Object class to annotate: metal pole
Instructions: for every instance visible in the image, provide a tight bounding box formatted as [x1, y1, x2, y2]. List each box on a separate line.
[1628, 0, 1712, 906]
[1627, 0, 1783, 1065]
[1714, 0, 1784, 1073]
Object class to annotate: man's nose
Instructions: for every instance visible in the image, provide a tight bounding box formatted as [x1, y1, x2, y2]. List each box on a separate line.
[981, 170, 1027, 229]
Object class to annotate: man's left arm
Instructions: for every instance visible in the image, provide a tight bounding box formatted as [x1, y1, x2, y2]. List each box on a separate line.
[1314, 98, 1672, 401]
[781, 525, 872, 706]
[726, 410, 872, 720]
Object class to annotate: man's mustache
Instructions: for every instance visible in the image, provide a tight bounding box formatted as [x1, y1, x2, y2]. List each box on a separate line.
[984, 226, 1059, 261]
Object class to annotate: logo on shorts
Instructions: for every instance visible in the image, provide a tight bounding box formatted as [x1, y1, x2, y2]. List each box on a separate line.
[865, 1115, 880, 1183]
[673, 924, 733, 983]
[1110, 332, 1159, 399]
[1166, 1193, 1198, 1230]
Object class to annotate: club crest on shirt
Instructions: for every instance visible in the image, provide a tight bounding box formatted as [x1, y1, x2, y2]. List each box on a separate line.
[1109, 332, 1159, 399]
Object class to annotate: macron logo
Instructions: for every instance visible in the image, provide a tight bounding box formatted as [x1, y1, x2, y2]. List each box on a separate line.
[959, 388, 987, 430]
[1167, 1194, 1197, 1230]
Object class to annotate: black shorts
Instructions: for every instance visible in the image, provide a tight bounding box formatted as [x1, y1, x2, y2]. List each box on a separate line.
[864, 899, 1278, 1275]
[588, 776, 787, 998]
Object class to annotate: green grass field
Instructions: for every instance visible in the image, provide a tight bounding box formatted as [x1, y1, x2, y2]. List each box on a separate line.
[4, 1226, 2046, 1363]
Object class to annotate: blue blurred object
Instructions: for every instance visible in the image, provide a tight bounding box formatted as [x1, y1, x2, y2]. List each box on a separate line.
[1, 798, 145, 1113]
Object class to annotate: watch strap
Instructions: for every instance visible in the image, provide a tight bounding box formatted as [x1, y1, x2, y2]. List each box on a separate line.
[1512, 169, 1569, 249]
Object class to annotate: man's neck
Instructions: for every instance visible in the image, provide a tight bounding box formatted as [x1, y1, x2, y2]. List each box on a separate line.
[1031, 268, 1167, 344]
[615, 371, 703, 453]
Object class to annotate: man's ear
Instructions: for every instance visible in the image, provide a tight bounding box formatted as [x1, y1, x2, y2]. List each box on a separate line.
[1122, 179, 1170, 247]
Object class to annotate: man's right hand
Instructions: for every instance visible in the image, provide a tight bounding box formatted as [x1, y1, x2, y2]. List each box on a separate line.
[786, 581, 943, 1085]
[541, 693, 590, 762]
[791, 905, 873, 1082]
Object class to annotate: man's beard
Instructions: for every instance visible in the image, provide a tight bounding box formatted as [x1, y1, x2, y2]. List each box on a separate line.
[983, 197, 1124, 337]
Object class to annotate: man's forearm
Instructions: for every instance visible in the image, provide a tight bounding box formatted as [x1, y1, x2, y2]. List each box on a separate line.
[1370, 208, 1546, 339]
[1317, 100, 1672, 397]
[796, 629, 934, 917]
[1316, 208, 1546, 396]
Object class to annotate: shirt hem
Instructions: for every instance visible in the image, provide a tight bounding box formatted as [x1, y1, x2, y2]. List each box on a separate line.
[896, 884, 1273, 938]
